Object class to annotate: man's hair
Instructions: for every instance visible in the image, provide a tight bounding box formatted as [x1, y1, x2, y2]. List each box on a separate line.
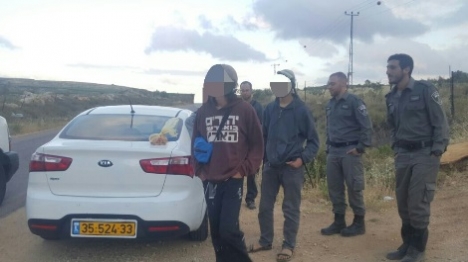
[240, 81, 252, 90]
[388, 53, 414, 76]
[205, 64, 239, 104]
[329, 72, 348, 82]
[222, 64, 238, 103]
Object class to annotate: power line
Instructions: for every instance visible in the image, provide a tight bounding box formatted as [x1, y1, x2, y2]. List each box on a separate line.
[302, 5, 385, 60]
[304, 0, 419, 55]
[343, 0, 377, 13]
[355, 1, 385, 13]
[358, 0, 419, 22]
[302, 0, 376, 53]
[303, 0, 420, 83]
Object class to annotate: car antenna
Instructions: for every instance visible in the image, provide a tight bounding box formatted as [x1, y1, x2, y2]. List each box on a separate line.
[128, 98, 135, 114]
[128, 98, 135, 128]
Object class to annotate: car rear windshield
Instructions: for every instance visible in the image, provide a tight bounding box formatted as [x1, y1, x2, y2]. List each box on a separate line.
[59, 114, 183, 141]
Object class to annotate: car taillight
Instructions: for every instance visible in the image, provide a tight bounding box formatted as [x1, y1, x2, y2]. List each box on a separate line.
[29, 153, 73, 172]
[140, 156, 194, 177]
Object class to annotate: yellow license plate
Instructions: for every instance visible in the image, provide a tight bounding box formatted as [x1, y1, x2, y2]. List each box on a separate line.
[71, 219, 137, 238]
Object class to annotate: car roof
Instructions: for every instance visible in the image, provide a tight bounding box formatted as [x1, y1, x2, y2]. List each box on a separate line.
[82, 105, 192, 117]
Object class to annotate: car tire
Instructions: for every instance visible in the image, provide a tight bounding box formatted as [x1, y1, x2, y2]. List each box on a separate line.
[189, 211, 208, 241]
[0, 166, 6, 206]
[40, 235, 60, 241]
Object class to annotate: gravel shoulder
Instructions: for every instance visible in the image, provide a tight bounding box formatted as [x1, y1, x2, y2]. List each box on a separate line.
[1, 177, 467, 262]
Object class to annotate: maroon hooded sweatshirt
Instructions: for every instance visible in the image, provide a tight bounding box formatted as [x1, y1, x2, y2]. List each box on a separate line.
[192, 97, 264, 182]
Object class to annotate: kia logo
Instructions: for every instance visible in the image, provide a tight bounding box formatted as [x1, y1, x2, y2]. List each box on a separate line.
[98, 160, 113, 167]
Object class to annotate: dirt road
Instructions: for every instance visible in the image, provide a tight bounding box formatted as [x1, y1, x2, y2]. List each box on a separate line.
[1, 177, 467, 262]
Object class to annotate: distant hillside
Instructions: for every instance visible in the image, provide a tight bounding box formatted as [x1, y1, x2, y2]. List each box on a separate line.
[0, 77, 195, 122]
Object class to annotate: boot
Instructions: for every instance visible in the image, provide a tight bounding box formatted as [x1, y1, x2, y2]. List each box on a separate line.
[340, 214, 365, 237]
[321, 213, 346, 235]
[386, 224, 412, 260]
[401, 227, 428, 262]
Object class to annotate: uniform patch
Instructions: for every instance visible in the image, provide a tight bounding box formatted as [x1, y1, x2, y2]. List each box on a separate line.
[358, 104, 368, 116]
[431, 91, 442, 105]
[410, 95, 420, 101]
[341, 104, 349, 109]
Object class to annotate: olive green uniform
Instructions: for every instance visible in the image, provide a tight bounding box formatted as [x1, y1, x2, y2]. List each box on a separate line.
[325, 91, 373, 216]
[385, 78, 449, 229]
[385, 78, 449, 259]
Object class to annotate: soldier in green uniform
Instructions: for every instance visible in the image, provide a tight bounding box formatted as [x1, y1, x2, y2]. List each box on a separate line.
[384, 54, 449, 262]
[321, 72, 373, 237]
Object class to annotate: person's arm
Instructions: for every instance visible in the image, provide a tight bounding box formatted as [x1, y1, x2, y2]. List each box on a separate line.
[424, 85, 450, 155]
[299, 106, 320, 164]
[262, 104, 270, 163]
[354, 99, 373, 153]
[385, 93, 396, 149]
[325, 103, 330, 154]
[190, 110, 204, 178]
[238, 106, 264, 177]
[255, 101, 264, 125]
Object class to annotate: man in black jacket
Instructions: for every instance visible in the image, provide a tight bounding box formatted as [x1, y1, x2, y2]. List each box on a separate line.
[249, 69, 319, 262]
[240, 80, 263, 210]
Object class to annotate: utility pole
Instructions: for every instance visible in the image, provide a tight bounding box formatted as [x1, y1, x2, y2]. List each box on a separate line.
[345, 11, 359, 87]
[272, 63, 280, 75]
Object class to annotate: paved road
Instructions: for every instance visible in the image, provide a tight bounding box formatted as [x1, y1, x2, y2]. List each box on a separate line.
[0, 129, 60, 218]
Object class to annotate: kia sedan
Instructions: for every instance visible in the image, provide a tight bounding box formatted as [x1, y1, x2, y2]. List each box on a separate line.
[26, 105, 207, 241]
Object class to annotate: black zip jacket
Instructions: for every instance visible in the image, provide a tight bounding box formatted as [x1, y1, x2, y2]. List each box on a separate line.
[263, 96, 320, 167]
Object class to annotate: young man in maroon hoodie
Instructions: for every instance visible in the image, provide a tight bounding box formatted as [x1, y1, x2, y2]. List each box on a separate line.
[192, 64, 264, 262]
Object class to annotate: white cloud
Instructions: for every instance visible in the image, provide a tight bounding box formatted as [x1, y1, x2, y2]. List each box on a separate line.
[0, 0, 466, 103]
[145, 26, 269, 62]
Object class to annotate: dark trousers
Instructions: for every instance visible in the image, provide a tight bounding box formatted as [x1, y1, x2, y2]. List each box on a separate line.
[326, 153, 366, 216]
[245, 174, 258, 203]
[258, 163, 305, 250]
[394, 148, 440, 229]
[204, 178, 252, 262]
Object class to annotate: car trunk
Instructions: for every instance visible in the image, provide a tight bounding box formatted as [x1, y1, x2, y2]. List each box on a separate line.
[43, 139, 178, 198]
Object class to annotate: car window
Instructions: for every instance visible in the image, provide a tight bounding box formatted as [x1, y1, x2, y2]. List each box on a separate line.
[59, 114, 183, 141]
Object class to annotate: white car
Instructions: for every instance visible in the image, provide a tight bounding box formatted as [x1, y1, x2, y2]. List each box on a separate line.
[26, 105, 207, 241]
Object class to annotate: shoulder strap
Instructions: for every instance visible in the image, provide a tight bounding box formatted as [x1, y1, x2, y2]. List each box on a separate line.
[214, 107, 232, 141]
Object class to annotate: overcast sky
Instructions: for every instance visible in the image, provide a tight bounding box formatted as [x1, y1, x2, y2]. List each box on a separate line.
[0, 0, 466, 102]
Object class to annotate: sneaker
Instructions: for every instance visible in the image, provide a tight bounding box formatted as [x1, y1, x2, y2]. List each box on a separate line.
[246, 201, 256, 210]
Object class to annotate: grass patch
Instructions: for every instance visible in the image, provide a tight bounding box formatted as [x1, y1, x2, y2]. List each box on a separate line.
[8, 117, 70, 136]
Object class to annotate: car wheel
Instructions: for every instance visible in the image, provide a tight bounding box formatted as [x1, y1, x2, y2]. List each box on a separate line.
[0, 166, 6, 206]
[189, 211, 208, 241]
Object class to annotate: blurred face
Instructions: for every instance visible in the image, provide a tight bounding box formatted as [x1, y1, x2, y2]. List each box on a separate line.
[386, 59, 407, 85]
[327, 75, 347, 97]
[240, 83, 252, 100]
[270, 74, 292, 98]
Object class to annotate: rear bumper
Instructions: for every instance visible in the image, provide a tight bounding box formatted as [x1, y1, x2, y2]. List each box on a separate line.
[28, 215, 190, 240]
[26, 175, 206, 239]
